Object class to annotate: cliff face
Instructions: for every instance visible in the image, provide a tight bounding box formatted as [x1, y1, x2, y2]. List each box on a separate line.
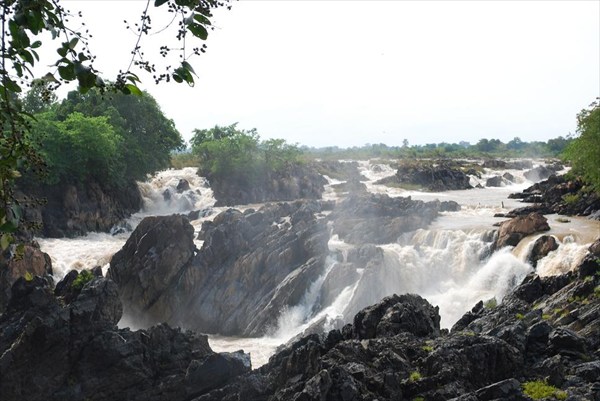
[18, 180, 143, 238]
[209, 163, 327, 206]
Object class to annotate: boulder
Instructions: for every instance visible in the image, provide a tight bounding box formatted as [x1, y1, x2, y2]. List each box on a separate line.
[0, 243, 52, 312]
[524, 165, 554, 182]
[527, 235, 559, 268]
[494, 213, 550, 249]
[108, 214, 196, 326]
[486, 175, 504, 187]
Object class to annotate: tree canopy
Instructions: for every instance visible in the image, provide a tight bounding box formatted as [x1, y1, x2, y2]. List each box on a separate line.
[564, 99, 600, 193]
[1, 0, 231, 249]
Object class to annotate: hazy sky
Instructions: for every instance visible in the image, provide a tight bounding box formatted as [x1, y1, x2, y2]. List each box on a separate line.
[60, 0, 599, 148]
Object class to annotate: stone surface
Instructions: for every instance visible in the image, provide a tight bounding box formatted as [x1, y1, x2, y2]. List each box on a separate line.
[494, 212, 550, 249]
[0, 276, 249, 401]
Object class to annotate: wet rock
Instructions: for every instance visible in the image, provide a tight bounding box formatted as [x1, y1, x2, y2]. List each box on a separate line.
[528, 235, 559, 268]
[176, 179, 191, 193]
[524, 165, 554, 182]
[0, 276, 248, 401]
[108, 214, 196, 326]
[486, 175, 504, 187]
[331, 193, 440, 244]
[503, 172, 516, 183]
[377, 161, 473, 191]
[17, 180, 143, 238]
[0, 243, 52, 312]
[494, 212, 550, 249]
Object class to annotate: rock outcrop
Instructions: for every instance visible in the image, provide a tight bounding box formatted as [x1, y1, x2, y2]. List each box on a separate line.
[17, 180, 142, 238]
[331, 193, 441, 244]
[109, 201, 331, 336]
[196, 242, 600, 401]
[494, 212, 550, 249]
[528, 235, 559, 268]
[108, 194, 448, 336]
[209, 164, 327, 206]
[508, 174, 600, 218]
[377, 161, 473, 191]
[0, 243, 52, 312]
[0, 274, 250, 401]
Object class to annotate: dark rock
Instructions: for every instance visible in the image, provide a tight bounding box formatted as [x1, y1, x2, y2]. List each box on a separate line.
[524, 165, 554, 182]
[331, 193, 440, 244]
[0, 243, 52, 312]
[0, 277, 249, 401]
[17, 181, 142, 238]
[503, 172, 516, 183]
[176, 179, 191, 193]
[108, 214, 196, 326]
[494, 213, 550, 249]
[548, 328, 587, 357]
[352, 294, 440, 339]
[486, 175, 504, 187]
[210, 163, 327, 206]
[475, 378, 524, 401]
[377, 160, 473, 192]
[440, 200, 461, 212]
[528, 235, 559, 268]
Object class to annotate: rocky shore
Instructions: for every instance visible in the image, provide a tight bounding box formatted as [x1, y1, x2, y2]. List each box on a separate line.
[1, 238, 598, 401]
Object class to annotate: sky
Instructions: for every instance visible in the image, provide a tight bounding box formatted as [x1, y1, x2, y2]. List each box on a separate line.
[57, 0, 599, 148]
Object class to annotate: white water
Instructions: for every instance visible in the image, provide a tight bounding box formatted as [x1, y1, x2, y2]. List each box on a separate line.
[36, 161, 599, 368]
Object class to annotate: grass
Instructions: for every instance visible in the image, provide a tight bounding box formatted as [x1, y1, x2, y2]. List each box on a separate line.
[515, 313, 524, 320]
[484, 297, 497, 309]
[542, 314, 552, 320]
[409, 371, 422, 382]
[522, 380, 567, 400]
[421, 345, 433, 352]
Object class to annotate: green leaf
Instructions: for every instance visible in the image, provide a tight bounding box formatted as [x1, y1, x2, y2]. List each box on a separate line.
[155, 0, 169, 6]
[188, 23, 208, 40]
[57, 46, 68, 57]
[24, 271, 33, 281]
[31, 40, 42, 49]
[3, 78, 22, 93]
[58, 64, 76, 81]
[194, 14, 211, 26]
[125, 84, 143, 96]
[0, 234, 12, 250]
[181, 61, 196, 76]
[69, 37, 79, 50]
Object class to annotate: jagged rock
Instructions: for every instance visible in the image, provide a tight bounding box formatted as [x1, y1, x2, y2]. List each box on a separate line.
[0, 275, 249, 401]
[352, 294, 440, 339]
[0, 243, 52, 312]
[16, 180, 142, 238]
[377, 161, 473, 191]
[109, 201, 331, 336]
[209, 163, 327, 206]
[528, 235, 559, 268]
[108, 214, 196, 325]
[508, 175, 600, 218]
[503, 172, 516, 183]
[331, 193, 440, 244]
[494, 213, 550, 249]
[314, 160, 368, 182]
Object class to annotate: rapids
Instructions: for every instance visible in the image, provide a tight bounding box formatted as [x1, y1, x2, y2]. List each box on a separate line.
[36, 161, 599, 368]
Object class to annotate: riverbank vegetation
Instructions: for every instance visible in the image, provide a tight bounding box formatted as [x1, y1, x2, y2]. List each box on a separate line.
[21, 88, 183, 189]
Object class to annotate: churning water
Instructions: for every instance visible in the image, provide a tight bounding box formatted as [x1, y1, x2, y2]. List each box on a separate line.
[37, 161, 599, 368]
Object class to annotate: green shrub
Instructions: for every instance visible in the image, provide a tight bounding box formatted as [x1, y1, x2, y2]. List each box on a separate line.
[409, 371, 422, 382]
[421, 345, 433, 352]
[484, 298, 497, 309]
[515, 313, 524, 320]
[72, 270, 94, 290]
[522, 380, 567, 400]
[561, 193, 580, 205]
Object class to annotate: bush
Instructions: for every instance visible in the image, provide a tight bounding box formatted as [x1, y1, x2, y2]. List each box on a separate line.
[72, 270, 94, 290]
[522, 380, 567, 400]
[409, 371, 422, 382]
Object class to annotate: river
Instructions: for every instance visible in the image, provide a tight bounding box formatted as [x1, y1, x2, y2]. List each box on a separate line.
[36, 161, 599, 368]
